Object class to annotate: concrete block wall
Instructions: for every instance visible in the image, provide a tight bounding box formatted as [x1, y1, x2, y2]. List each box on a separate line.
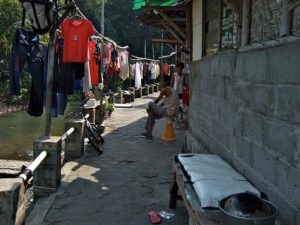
[188, 40, 300, 225]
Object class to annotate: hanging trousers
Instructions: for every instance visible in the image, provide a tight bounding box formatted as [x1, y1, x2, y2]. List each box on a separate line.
[10, 28, 44, 117]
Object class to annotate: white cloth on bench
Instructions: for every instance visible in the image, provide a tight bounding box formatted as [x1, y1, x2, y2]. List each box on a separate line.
[178, 154, 260, 208]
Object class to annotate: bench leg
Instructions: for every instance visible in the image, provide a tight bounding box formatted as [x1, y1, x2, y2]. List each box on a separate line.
[169, 173, 179, 209]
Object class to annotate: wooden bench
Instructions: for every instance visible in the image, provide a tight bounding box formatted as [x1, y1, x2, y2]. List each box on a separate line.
[170, 162, 221, 225]
[169, 162, 280, 225]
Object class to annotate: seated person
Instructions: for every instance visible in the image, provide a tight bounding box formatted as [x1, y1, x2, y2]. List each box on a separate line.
[141, 76, 179, 139]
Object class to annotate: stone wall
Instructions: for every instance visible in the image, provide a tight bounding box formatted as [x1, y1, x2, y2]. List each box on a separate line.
[187, 40, 300, 225]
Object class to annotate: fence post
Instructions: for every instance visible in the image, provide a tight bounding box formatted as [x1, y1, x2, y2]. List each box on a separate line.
[83, 105, 96, 124]
[64, 119, 85, 160]
[0, 178, 25, 225]
[33, 136, 62, 197]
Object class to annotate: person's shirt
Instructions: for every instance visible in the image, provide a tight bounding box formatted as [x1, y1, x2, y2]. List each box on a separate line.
[173, 72, 184, 94]
[164, 87, 179, 116]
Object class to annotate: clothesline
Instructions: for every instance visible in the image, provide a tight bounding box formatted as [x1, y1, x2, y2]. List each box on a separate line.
[131, 55, 160, 62]
[158, 51, 177, 59]
[74, 6, 129, 51]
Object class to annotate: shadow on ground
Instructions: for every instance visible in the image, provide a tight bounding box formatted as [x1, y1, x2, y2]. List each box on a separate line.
[36, 106, 188, 225]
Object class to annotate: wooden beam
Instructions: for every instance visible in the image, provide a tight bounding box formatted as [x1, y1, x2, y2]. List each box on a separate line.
[162, 22, 185, 43]
[157, 10, 187, 40]
[287, 0, 300, 10]
[152, 38, 183, 45]
[171, 18, 186, 22]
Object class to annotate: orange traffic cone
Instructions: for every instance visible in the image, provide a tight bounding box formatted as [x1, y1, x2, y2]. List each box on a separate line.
[162, 117, 176, 141]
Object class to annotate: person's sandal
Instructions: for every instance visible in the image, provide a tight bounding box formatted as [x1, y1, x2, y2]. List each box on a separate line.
[140, 132, 153, 139]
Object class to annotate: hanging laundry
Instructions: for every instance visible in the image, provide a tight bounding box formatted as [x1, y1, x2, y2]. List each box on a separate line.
[103, 42, 112, 65]
[130, 64, 135, 80]
[9, 28, 44, 117]
[135, 62, 142, 88]
[150, 62, 157, 80]
[83, 48, 92, 93]
[61, 18, 95, 63]
[162, 63, 170, 76]
[119, 50, 129, 81]
[54, 37, 84, 95]
[88, 40, 100, 85]
[155, 63, 160, 77]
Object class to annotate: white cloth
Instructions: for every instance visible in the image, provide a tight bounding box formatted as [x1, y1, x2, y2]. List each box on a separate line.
[178, 154, 260, 208]
[173, 72, 184, 94]
[83, 49, 92, 93]
[135, 62, 142, 88]
[119, 51, 129, 80]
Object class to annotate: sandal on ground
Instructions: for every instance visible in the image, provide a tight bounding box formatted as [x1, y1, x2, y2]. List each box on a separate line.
[147, 211, 161, 224]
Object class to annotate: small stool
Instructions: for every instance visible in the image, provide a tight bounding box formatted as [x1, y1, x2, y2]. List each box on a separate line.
[162, 117, 176, 141]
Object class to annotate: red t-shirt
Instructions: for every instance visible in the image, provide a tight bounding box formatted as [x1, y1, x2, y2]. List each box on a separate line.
[61, 18, 95, 63]
[88, 40, 100, 85]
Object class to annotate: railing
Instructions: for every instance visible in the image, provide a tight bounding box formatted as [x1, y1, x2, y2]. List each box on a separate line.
[18, 125, 77, 182]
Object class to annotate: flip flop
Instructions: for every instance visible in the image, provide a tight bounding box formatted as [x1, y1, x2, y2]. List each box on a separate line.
[147, 211, 161, 224]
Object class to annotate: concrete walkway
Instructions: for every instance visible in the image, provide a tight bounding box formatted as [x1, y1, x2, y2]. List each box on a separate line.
[27, 94, 188, 225]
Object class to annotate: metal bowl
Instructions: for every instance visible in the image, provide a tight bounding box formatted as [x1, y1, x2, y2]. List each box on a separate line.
[219, 193, 278, 225]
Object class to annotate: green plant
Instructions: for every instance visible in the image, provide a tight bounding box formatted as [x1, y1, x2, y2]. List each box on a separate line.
[103, 101, 114, 112]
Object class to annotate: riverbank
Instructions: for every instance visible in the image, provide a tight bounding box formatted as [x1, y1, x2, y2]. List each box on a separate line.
[0, 104, 27, 116]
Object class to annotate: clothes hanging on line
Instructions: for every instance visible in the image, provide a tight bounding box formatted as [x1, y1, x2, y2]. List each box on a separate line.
[9, 28, 44, 117]
[118, 50, 129, 81]
[135, 62, 142, 88]
[88, 40, 100, 85]
[61, 18, 95, 63]
[162, 63, 170, 76]
[83, 49, 92, 93]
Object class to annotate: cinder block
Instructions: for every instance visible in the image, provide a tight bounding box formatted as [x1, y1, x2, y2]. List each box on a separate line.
[212, 120, 232, 150]
[214, 76, 225, 98]
[295, 128, 300, 168]
[224, 78, 235, 104]
[209, 55, 220, 76]
[238, 50, 268, 82]
[235, 82, 251, 107]
[233, 108, 244, 137]
[219, 101, 236, 132]
[276, 159, 300, 208]
[235, 137, 252, 165]
[218, 53, 235, 78]
[0, 178, 25, 225]
[242, 110, 264, 146]
[268, 42, 300, 83]
[263, 118, 295, 162]
[251, 143, 278, 185]
[275, 85, 300, 123]
[208, 134, 232, 164]
[235, 82, 275, 115]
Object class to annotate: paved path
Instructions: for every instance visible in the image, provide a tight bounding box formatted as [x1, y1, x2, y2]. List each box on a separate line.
[27, 94, 188, 225]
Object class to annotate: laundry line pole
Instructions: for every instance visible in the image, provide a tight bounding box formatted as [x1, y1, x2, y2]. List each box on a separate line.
[101, 0, 105, 35]
[144, 39, 147, 58]
[44, 29, 55, 137]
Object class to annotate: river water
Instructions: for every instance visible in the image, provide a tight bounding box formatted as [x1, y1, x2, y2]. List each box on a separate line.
[0, 103, 81, 161]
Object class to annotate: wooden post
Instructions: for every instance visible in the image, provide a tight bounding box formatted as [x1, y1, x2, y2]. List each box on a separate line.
[241, 0, 251, 46]
[44, 30, 56, 137]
